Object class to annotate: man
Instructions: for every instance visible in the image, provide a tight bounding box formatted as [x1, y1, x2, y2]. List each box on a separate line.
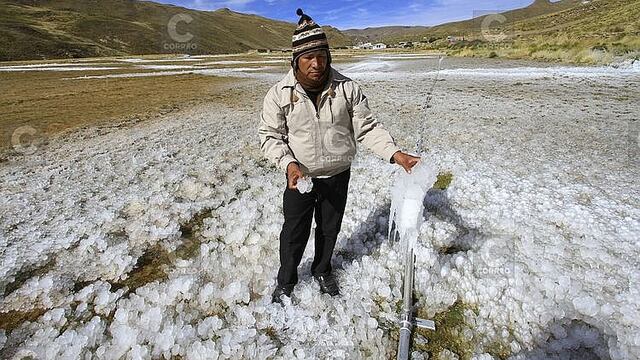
[259, 9, 419, 304]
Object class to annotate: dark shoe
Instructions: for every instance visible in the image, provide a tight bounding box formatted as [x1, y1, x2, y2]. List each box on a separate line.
[314, 273, 340, 296]
[271, 286, 292, 305]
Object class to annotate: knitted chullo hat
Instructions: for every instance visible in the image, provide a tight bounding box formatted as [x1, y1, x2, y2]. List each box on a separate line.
[291, 8, 332, 70]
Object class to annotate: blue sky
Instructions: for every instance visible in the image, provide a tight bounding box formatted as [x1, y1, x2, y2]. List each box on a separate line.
[152, 0, 540, 29]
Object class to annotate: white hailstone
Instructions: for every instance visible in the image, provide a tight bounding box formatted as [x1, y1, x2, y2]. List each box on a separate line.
[94, 289, 111, 308]
[198, 282, 215, 304]
[573, 296, 599, 317]
[296, 177, 313, 194]
[38, 276, 54, 291]
[179, 179, 201, 201]
[141, 307, 163, 332]
[509, 341, 521, 353]
[377, 284, 392, 298]
[235, 307, 256, 327]
[221, 281, 249, 306]
[600, 303, 615, 317]
[128, 344, 149, 359]
[367, 317, 378, 329]
[154, 327, 175, 355]
[110, 324, 138, 359]
[294, 348, 306, 358]
[186, 340, 219, 360]
[438, 348, 459, 360]
[124, 201, 146, 217]
[440, 265, 450, 278]
[113, 308, 128, 324]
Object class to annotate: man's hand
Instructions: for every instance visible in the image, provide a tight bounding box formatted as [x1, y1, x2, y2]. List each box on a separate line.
[287, 162, 304, 189]
[393, 151, 421, 173]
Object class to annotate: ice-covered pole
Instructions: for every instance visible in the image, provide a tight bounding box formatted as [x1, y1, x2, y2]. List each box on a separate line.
[397, 248, 415, 359]
[393, 57, 443, 359]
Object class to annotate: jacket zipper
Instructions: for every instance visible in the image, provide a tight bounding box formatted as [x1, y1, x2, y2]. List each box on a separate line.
[315, 93, 321, 120]
[329, 97, 333, 123]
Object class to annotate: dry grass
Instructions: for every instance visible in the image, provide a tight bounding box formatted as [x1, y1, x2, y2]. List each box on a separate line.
[0, 308, 49, 332]
[446, 38, 638, 64]
[411, 0, 640, 65]
[0, 69, 238, 152]
[414, 300, 475, 359]
[0, 50, 369, 154]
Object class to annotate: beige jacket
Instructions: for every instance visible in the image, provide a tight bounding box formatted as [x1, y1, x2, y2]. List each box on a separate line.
[259, 67, 400, 177]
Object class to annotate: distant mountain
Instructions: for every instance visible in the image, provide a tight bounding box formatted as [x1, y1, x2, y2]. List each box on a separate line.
[340, 0, 639, 64]
[2, 0, 636, 63]
[0, 0, 353, 61]
[343, 0, 640, 51]
[344, 0, 585, 44]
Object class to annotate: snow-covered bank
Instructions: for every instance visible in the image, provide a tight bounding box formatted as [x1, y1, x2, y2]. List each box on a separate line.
[1, 57, 638, 359]
[65, 67, 278, 80]
[0, 65, 122, 72]
[352, 56, 639, 359]
[436, 63, 639, 79]
[0, 93, 398, 359]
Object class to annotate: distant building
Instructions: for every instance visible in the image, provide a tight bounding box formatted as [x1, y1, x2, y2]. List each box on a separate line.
[354, 42, 373, 50]
[373, 43, 387, 49]
[447, 36, 464, 44]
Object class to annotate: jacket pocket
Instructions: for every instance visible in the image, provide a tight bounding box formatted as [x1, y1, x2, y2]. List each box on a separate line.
[330, 96, 353, 131]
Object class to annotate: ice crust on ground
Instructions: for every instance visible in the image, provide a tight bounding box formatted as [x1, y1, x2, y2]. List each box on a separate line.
[199, 60, 287, 65]
[0, 66, 121, 72]
[1, 56, 638, 359]
[342, 60, 396, 73]
[436, 63, 639, 79]
[136, 65, 198, 70]
[0, 63, 122, 70]
[65, 67, 277, 80]
[115, 58, 203, 63]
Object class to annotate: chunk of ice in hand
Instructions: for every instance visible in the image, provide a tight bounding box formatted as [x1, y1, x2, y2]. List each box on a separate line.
[297, 177, 313, 194]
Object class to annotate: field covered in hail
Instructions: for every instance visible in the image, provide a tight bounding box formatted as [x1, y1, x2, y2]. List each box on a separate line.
[0, 54, 639, 359]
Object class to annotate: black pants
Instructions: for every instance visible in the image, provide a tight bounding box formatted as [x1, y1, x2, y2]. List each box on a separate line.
[277, 168, 351, 289]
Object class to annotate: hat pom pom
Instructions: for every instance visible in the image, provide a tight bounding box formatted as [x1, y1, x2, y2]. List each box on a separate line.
[296, 8, 303, 16]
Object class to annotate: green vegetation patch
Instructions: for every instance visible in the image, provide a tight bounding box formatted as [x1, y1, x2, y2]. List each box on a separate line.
[414, 300, 476, 359]
[434, 172, 454, 190]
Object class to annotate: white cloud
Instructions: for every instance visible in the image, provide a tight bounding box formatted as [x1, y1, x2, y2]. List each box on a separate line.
[186, 0, 256, 11]
[332, 0, 534, 29]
